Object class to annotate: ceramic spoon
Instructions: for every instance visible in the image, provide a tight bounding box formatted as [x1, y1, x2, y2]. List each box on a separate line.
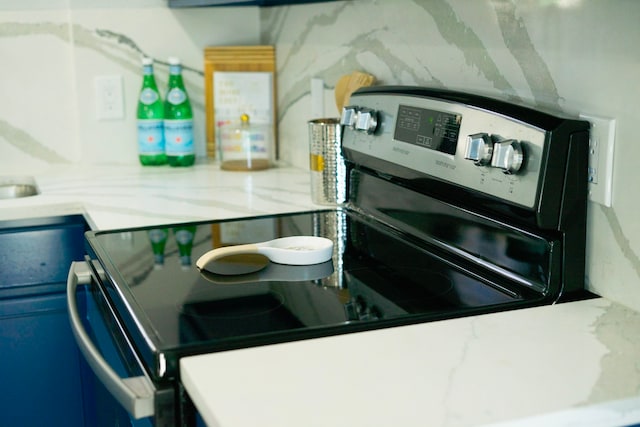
[196, 236, 334, 273]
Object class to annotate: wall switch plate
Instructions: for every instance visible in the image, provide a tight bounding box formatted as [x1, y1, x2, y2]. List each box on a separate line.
[95, 75, 124, 120]
[580, 114, 616, 207]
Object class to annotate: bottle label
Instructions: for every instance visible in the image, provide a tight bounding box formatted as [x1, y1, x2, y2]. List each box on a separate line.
[174, 229, 194, 245]
[148, 228, 168, 244]
[167, 88, 187, 105]
[139, 88, 159, 105]
[165, 119, 194, 155]
[137, 119, 165, 154]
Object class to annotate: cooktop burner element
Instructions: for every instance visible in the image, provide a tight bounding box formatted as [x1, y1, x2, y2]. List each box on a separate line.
[179, 290, 302, 341]
[85, 86, 590, 383]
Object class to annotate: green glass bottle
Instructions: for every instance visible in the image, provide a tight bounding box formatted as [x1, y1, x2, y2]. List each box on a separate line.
[173, 225, 197, 268]
[137, 57, 167, 166]
[164, 57, 195, 167]
[148, 228, 169, 267]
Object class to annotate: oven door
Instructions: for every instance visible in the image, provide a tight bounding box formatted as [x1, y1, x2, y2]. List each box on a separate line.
[67, 261, 166, 426]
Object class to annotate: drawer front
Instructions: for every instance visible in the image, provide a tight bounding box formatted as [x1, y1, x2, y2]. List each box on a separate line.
[0, 215, 87, 296]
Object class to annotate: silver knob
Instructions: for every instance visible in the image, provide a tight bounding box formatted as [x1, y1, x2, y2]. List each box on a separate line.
[355, 108, 378, 134]
[491, 139, 524, 174]
[464, 133, 493, 166]
[340, 106, 358, 128]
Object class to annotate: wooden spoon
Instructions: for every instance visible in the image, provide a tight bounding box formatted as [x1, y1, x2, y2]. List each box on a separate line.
[343, 71, 375, 107]
[335, 71, 376, 113]
[334, 74, 351, 112]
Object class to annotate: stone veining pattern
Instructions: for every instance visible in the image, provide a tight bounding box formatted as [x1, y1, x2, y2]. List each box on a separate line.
[0, 1, 638, 314]
[261, 0, 640, 313]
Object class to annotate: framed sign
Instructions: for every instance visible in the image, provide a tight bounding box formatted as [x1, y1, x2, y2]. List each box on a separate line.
[204, 46, 276, 159]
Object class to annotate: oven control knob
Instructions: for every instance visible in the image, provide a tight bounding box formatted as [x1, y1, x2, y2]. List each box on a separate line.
[340, 106, 358, 128]
[464, 133, 493, 166]
[491, 139, 524, 174]
[355, 108, 378, 134]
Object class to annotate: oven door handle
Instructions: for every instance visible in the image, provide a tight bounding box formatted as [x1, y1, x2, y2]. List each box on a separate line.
[67, 261, 155, 419]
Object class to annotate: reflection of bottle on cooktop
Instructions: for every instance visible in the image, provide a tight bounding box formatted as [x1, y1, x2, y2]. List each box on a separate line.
[173, 225, 196, 268]
[220, 114, 271, 171]
[148, 228, 169, 268]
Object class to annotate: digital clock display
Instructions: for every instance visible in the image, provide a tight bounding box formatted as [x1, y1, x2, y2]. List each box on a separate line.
[393, 104, 462, 155]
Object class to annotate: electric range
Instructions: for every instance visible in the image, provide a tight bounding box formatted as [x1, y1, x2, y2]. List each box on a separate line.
[68, 86, 591, 426]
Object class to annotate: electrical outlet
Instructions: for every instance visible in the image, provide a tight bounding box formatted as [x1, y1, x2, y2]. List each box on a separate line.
[580, 114, 616, 207]
[95, 75, 124, 120]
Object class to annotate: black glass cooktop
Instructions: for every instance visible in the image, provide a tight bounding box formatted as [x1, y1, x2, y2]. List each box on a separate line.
[86, 206, 551, 381]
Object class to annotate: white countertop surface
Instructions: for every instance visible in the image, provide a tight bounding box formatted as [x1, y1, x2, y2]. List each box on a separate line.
[182, 298, 640, 427]
[0, 162, 318, 229]
[3, 162, 639, 427]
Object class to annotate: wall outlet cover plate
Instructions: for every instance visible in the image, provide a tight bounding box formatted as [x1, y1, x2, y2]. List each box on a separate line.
[580, 114, 615, 207]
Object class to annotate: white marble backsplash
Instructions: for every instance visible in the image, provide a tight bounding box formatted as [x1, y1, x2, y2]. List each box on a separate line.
[260, 0, 640, 312]
[1, 0, 639, 312]
[0, 3, 260, 171]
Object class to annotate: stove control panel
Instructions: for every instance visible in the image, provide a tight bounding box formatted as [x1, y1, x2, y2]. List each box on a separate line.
[341, 91, 548, 209]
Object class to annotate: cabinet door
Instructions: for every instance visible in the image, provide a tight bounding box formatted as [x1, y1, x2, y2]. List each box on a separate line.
[0, 293, 86, 427]
[0, 215, 89, 427]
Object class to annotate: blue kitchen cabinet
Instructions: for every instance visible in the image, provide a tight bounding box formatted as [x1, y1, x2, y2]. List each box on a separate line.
[0, 215, 89, 427]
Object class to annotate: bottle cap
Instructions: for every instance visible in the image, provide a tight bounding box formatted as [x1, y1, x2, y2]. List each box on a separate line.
[142, 57, 153, 66]
[168, 57, 181, 65]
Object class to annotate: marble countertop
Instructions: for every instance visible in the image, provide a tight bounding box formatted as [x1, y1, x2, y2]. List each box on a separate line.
[0, 162, 318, 229]
[182, 297, 640, 427]
[3, 162, 639, 427]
